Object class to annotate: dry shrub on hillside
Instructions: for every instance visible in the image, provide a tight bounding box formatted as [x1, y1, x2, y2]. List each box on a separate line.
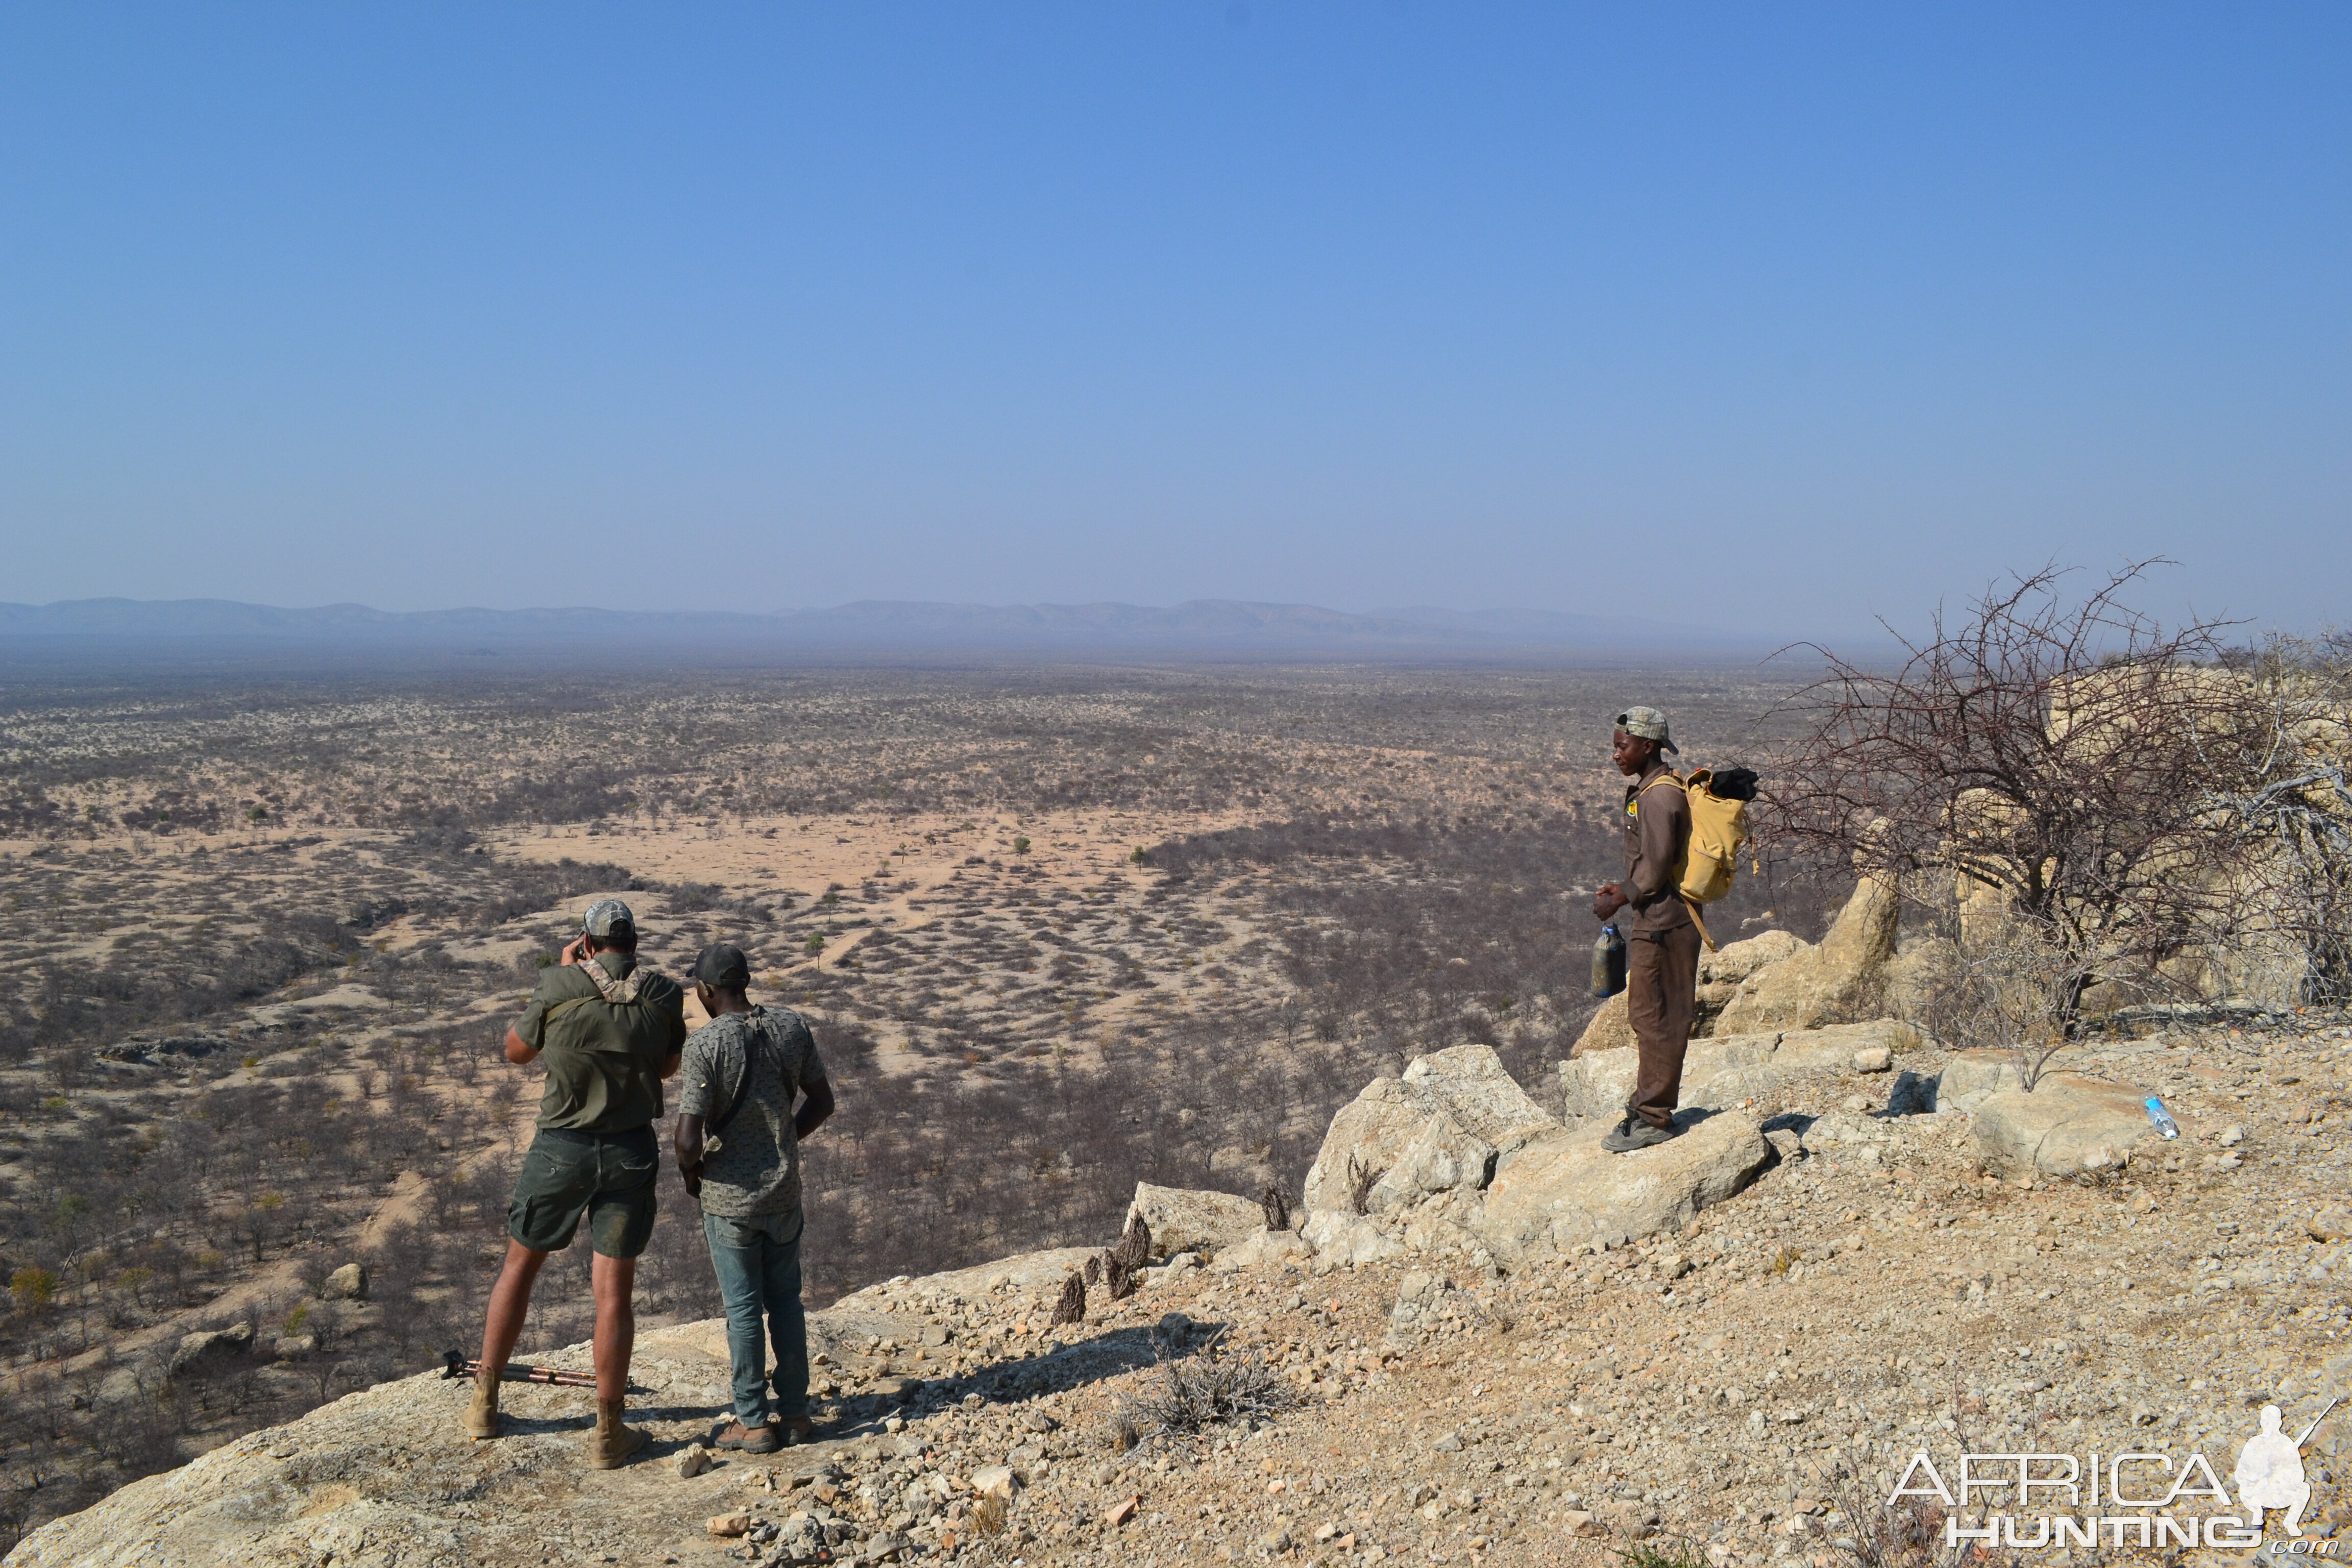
[1770, 561, 2352, 1018]
[1113, 1328, 1298, 1439]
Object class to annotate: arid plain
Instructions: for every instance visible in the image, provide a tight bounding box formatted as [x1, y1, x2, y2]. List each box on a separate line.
[0, 662, 1827, 1550]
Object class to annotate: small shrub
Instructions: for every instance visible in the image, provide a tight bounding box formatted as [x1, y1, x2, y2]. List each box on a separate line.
[1114, 1331, 1300, 1437]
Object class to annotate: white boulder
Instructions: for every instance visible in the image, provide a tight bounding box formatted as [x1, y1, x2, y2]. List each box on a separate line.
[1121, 1183, 1269, 1260]
[1475, 1111, 1773, 1262]
[1970, 1073, 2159, 1181]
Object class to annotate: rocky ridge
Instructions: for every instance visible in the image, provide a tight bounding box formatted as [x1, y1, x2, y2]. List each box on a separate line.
[15, 1003, 2352, 1568]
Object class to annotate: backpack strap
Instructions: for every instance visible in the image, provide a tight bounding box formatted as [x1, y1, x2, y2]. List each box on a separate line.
[1682, 895, 1717, 954]
[1630, 772, 1686, 816]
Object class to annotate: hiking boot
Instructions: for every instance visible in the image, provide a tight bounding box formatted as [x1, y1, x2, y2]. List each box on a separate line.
[778, 1415, 814, 1446]
[462, 1374, 501, 1441]
[716, 1419, 781, 1454]
[586, 1399, 647, 1469]
[1601, 1116, 1679, 1154]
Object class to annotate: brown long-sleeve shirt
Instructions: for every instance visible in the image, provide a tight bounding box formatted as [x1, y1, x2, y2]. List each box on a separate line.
[1620, 762, 1695, 936]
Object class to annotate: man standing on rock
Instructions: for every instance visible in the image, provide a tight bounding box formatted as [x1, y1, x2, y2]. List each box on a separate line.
[1591, 707, 1700, 1153]
[467, 897, 685, 1467]
[673, 942, 835, 1453]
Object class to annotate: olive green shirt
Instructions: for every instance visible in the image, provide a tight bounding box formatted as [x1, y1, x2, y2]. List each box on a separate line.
[513, 953, 687, 1133]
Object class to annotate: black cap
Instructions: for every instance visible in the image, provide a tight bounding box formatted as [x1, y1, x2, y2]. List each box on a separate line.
[691, 943, 751, 990]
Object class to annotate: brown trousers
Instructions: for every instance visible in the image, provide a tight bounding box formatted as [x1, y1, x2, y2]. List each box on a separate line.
[1625, 922, 1703, 1130]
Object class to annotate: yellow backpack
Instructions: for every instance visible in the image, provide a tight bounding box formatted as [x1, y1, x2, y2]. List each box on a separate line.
[1635, 767, 1755, 949]
[1675, 767, 1753, 905]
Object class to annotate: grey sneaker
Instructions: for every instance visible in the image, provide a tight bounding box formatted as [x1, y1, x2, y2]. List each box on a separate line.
[1601, 1117, 1678, 1153]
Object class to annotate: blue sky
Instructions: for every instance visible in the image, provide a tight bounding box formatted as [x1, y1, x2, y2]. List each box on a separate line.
[2, 4, 2344, 638]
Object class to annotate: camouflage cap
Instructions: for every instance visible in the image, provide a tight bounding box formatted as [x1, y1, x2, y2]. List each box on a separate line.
[1614, 705, 1678, 754]
[581, 897, 635, 938]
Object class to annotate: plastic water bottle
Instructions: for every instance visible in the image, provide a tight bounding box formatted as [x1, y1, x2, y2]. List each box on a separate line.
[1591, 924, 1627, 998]
[2145, 1097, 2180, 1140]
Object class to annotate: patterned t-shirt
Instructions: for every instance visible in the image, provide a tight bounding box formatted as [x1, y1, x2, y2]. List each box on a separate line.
[675, 1007, 827, 1219]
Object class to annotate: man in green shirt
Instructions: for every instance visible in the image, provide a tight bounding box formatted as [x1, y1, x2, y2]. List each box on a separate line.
[464, 897, 685, 1468]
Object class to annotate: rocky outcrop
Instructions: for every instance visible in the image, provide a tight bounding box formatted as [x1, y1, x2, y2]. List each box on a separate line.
[1211, 1226, 1311, 1271]
[1299, 1044, 1557, 1217]
[7, 1242, 1178, 1568]
[1693, 928, 1804, 1032]
[1557, 1019, 1925, 1121]
[168, 1321, 254, 1379]
[1294, 1043, 1774, 1272]
[1932, 1049, 2031, 1111]
[21, 1009, 2344, 1568]
[1569, 880, 1896, 1057]
[1569, 992, 1635, 1057]
[1711, 876, 1899, 1036]
[1119, 1184, 1267, 1261]
[1926, 1050, 2161, 1180]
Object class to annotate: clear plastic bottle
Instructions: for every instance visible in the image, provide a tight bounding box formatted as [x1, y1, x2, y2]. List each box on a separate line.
[2144, 1096, 2180, 1139]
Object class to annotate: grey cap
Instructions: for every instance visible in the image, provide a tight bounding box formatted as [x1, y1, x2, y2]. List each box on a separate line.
[581, 897, 635, 938]
[1615, 706, 1677, 754]
[691, 942, 751, 990]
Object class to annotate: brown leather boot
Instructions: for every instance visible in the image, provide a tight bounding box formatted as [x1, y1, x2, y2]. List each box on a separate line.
[586, 1399, 646, 1469]
[463, 1374, 500, 1440]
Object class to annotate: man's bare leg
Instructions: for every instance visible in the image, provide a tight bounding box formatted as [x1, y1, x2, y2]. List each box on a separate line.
[479, 1240, 551, 1374]
[590, 1254, 637, 1404]
[467, 1240, 550, 1438]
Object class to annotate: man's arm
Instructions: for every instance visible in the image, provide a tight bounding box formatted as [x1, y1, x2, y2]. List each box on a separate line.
[658, 984, 688, 1080]
[796, 1077, 835, 1141]
[506, 965, 564, 1064]
[674, 1112, 705, 1198]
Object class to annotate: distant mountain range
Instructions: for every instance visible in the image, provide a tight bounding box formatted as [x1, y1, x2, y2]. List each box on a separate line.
[0, 597, 1786, 658]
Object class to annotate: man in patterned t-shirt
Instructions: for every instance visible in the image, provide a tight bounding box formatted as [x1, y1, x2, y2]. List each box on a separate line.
[673, 943, 835, 1452]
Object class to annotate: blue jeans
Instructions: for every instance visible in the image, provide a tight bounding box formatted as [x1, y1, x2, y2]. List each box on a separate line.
[701, 1209, 807, 1425]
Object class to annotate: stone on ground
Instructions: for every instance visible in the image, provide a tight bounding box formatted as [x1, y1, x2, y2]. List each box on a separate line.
[1475, 1111, 1773, 1262]
[1970, 1072, 2159, 1180]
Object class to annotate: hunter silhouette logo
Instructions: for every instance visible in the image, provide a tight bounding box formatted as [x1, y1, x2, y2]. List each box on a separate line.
[2238, 1400, 2335, 1540]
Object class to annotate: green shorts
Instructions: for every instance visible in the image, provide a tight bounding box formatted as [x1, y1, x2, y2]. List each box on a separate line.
[507, 1125, 659, 1258]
